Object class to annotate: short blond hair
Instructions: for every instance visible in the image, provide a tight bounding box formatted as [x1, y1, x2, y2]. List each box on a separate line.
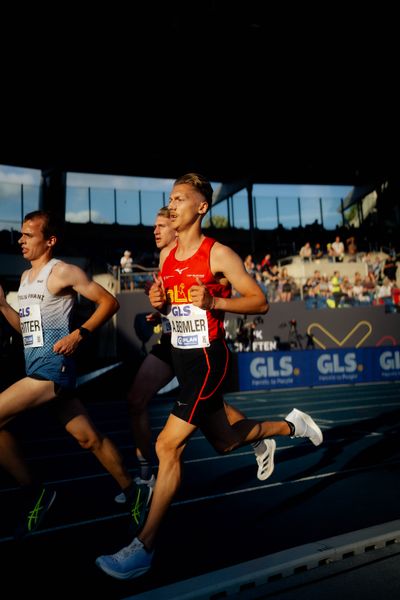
[174, 173, 213, 209]
[157, 206, 170, 218]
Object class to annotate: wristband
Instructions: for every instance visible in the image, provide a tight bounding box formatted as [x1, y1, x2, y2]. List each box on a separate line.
[209, 296, 216, 310]
[79, 326, 91, 339]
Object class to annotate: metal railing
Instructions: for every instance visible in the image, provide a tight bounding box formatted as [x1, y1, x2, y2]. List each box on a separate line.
[107, 264, 157, 292]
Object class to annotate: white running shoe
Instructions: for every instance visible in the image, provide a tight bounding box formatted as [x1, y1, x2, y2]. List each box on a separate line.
[114, 474, 156, 504]
[96, 537, 154, 580]
[285, 408, 323, 446]
[114, 491, 127, 504]
[256, 439, 276, 481]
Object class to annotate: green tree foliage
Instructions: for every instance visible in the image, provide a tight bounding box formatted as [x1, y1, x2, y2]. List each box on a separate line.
[203, 215, 229, 229]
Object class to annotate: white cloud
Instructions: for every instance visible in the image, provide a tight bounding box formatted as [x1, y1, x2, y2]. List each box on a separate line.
[67, 172, 175, 191]
[0, 165, 40, 185]
[66, 210, 104, 223]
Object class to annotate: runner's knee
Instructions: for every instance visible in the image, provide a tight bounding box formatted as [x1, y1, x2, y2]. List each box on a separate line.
[155, 434, 180, 461]
[67, 425, 102, 451]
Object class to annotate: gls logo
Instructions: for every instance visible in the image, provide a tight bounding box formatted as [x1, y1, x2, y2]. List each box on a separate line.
[171, 305, 191, 317]
[317, 353, 357, 374]
[250, 356, 293, 378]
[380, 350, 400, 371]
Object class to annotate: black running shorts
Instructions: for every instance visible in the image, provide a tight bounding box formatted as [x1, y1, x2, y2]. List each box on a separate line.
[171, 338, 230, 427]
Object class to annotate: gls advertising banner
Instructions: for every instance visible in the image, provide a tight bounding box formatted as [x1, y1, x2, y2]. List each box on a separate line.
[238, 346, 400, 391]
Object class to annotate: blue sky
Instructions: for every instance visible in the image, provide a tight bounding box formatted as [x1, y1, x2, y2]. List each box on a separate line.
[0, 164, 353, 231]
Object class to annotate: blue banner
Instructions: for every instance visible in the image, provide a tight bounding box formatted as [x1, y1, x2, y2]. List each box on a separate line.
[238, 346, 400, 391]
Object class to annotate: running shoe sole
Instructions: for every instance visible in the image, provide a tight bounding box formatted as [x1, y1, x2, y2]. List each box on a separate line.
[95, 557, 151, 580]
[257, 439, 276, 481]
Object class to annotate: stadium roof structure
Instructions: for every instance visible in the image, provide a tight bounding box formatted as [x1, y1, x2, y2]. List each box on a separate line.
[1, 6, 396, 192]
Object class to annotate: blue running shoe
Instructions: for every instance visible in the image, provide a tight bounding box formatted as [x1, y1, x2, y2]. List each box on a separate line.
[96, 537, 154, 580]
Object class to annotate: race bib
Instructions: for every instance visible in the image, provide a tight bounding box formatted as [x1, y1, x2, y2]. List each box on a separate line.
[168, 303, 210, 349]
[19, 304, 44, 347]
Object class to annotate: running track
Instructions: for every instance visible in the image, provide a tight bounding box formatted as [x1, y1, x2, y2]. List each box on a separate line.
[1, 370, 399, 599]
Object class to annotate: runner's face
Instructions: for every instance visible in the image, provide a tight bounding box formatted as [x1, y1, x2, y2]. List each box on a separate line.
[168, 183, 208, 231]
[18, 218, 54, 262]
[153, 216, 176, 249]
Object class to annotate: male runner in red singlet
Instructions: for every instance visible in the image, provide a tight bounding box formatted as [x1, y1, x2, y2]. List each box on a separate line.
[96, 173, 323, 580]
[116, 208, 277, 505]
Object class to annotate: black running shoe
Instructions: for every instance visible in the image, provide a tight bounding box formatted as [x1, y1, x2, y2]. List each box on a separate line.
[15, 486, 57, 540]
[127, 480, 154, 534]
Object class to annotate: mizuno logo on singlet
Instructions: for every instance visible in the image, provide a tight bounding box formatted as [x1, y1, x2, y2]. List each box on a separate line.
[177, 401, 188, 406]
[175, 267, 189, 275]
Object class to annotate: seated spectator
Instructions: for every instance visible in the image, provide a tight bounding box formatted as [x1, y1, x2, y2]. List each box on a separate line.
[352, 272, 369, 304]
[377, 277, 393, 304]
[339, 275, 354, 306]
[372, 256, 383, 281]
[383, 253, 398, 282]
[243, 254, 256, 277]
[260, 253, 272, 270]
[330, 270, 342, 307]
[362, 272, 377, 303]
[313, 242, 324, 260]
[346, 236, 358, 262]
[263, 264, 280, 302]
[299, 242, 312, 262]
[244, 254, 265, 293]
[327, 243, 336, 262]
[278, 267, 294, 302]
[318, 274, 330, 302]
[331, 236, 345, 262]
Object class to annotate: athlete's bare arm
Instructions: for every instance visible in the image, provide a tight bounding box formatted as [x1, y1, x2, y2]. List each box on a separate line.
[48, 261, 119, 356]
[190, 242, 268, 315]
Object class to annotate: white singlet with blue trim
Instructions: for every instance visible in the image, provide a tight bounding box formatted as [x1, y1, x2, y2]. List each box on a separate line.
[18, 258, 76, 385]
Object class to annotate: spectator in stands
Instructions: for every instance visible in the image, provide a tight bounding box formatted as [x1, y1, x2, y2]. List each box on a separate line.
[260, 255, 276, 283]
[340, 275, 354, 306]
[346, 236, 358, 262]
[303, 270, 321, 301]
[330, 270, 342, 307]
[331, 236, 345, 262]
[383, 253, 397, 282]
[369, 256, 382, 281]
[317, 274, 330, 306]
[362, 272, 377, 303]
[260, 253, 272, 271]
[352, 272, 369, 304]
[299, 242, 312, 262]
[326, 243, 336, 262]
[278, 267, 294, 302]
[120, 250, 134, 291]
[243, 254, 256, 277]
[313, 242, 324, 260]
[263, 264, 280, 302]
[377, 277, 393, 304]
